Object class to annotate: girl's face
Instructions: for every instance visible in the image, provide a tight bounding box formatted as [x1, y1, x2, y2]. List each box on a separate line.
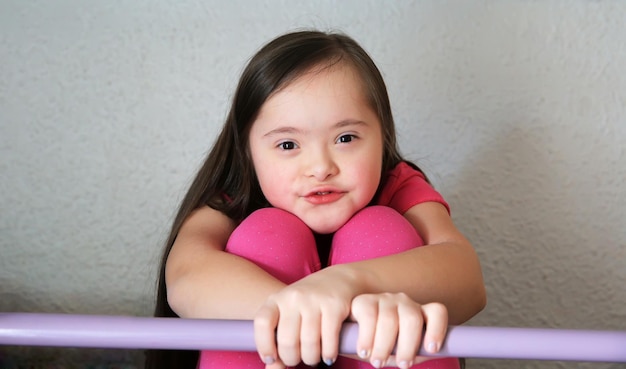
[249, 64, 383, 234]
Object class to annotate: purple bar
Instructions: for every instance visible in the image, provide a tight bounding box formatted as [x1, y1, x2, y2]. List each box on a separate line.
[438, 325, 626, 362]
[1, 313, 625, 362]
[0, 314, 255, 351]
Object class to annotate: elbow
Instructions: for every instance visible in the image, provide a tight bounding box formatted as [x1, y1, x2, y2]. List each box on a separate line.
[464, 248, 487, 320]
[166, 281, 185, 317]
[462, 278, 487, 323]
[450, 286, 486, 325]
[449, 273, 487, 325]
[474, 282, 487, 313]
[164, 265, 192, 318]
[474, 262, 488, 313]
[166, 276, 201, 319]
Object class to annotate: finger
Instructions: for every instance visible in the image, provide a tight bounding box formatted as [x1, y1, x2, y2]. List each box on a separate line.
[254, 303, 280, 366]
[265, 359, 287, 369]
[370, 299, 399, 368]
[350, 295, 377, 360]
[276, 310, 302, 367]
[318, 313, 339, 366]
[394, 301, 424, 369]
[299, 310, 321, 366]
[421, 302, 448, 354]
[264, 358, 286, 369]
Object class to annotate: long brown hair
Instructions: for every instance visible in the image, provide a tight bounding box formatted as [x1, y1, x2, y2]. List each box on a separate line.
[145, 29, 422, 369]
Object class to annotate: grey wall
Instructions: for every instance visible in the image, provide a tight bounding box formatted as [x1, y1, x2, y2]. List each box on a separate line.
[1, 1, 624, 368]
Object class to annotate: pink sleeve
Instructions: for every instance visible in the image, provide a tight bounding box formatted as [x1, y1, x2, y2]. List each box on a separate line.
[377, 162, 450, 215]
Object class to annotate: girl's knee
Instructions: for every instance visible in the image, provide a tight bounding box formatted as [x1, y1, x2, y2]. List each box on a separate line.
[350, 205, 407, 224]
[228, 208, 311, 245]
[330, 206, 424, 264]
[226, 207, 320, 283]
[341, 206, 417, 238]
[243, 207, 309, 230]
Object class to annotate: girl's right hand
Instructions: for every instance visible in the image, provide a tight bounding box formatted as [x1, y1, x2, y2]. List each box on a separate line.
[350, 293, 448, 369]
[253, 267, 358, 368]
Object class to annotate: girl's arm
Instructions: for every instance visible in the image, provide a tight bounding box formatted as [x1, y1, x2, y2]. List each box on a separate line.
[165, 205, 286, 319]
[339, 201, 486, 324]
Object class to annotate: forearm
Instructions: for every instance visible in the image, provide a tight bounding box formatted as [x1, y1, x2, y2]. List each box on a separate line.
[166, 250, 286, 319]
[330, 241, 486, 325]
[164, 205, 287, 319]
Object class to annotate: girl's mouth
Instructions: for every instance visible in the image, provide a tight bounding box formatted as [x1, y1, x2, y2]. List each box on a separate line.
[304, 191, 345, 205]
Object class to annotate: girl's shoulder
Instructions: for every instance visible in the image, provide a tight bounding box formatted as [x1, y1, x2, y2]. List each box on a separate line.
[180, 205, 237, 240]
[386, 161, 427, 181]
[377, 161, 450, 214]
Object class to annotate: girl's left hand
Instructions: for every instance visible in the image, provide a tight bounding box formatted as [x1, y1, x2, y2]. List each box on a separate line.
[350, 293, 448, 369]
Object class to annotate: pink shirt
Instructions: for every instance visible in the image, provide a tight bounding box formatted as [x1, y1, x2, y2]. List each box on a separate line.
[376, 162, 450, 214]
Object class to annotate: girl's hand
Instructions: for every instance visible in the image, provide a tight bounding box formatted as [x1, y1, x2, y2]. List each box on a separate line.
[253, 268, 358, 368]
[351, 293, 448, 369]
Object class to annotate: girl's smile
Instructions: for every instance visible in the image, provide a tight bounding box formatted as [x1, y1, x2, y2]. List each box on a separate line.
[248, 63, 384, 234]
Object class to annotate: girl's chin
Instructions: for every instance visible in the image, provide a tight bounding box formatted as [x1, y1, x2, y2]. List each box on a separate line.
[303, 217, 350, 234]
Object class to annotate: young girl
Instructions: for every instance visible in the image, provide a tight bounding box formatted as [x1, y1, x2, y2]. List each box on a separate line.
[146, 30, 485, 369]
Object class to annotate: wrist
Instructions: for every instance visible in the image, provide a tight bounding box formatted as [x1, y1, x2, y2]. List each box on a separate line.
[325, 263, 376, 296]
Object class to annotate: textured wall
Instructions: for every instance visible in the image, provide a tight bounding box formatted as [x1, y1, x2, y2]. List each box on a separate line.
[1, 1, 624, 368]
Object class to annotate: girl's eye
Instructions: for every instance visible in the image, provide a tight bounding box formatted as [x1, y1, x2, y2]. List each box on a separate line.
[337, 134, 356, 144]
[278, 141, 297, 150]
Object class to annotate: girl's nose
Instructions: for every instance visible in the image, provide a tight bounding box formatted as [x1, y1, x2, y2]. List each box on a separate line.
[305, 149, 338, 181]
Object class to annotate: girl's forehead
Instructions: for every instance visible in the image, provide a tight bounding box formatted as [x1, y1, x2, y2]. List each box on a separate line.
[268, 64, 368, 106]
[248, 61, 383, 136]
[250, 67, 381, 138]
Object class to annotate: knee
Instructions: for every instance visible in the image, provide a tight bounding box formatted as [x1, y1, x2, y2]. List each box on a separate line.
[351, 205, 407, 224]
[227, 207, 320, 283]
[227, 207, 314, 253]
[343, 206, 414, 234]
[355, 206, 421, 245]
[242, 207, 310, 233]
[331, 206, 423, 263]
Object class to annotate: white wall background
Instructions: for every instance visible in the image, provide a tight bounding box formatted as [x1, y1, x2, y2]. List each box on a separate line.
[1, 1, 624, 368]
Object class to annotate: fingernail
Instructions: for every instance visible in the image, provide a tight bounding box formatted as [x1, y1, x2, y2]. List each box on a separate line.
[323, 357, 335, 366]
[262, 356, 275, 365]
[358, 349, 370, 359]
[372, 359, 382, 368]
[427, 341, 440, 353]
[398, 360, 412, 369]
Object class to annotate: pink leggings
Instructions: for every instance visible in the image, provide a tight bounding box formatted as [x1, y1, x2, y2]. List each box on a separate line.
[198, 206, 459, 369]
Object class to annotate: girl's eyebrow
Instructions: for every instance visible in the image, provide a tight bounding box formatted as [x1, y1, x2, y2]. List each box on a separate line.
[262, 126, 304, 138]
[335, 119, 368, 129]
[262, 119, 369, 138]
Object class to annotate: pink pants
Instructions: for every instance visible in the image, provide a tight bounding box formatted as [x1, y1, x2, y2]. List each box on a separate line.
[198, 206, 459, 369]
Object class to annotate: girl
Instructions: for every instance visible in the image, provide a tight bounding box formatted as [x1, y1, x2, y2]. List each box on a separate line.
[146, 30, 485, 369]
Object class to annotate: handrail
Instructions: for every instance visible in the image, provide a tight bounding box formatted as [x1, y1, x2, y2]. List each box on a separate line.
[1, 313, 625, 362]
